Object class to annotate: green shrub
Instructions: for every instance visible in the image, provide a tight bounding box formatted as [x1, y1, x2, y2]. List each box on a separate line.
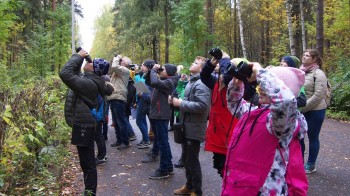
[0, 76, 70, 194]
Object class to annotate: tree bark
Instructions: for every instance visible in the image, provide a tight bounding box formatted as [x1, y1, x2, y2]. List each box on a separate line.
[316, 0, 324, 57]
[236, 0, 247, 58]
[286, 0, 296, 55]
[164, 0, 170, 63]
[234, 0, 238, 57]
[299, 0, 306, 52]
[205, 0, 214, 57]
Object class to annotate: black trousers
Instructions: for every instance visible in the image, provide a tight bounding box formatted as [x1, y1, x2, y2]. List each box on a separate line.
[77, 141, 97, 195]
[94, 123, 106, 159]
[184, 139, 202, 196]
[213, 152, 226, 178]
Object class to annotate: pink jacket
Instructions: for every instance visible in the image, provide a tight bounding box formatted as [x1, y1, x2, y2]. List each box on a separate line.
[221, 108, 307, 196]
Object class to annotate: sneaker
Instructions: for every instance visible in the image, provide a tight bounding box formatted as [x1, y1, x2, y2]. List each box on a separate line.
[174, 159, 184, 168]
[96, 156, 108, 165]
[137, 141, 151, 149]
[173, 185, 193, 195]
[129, 134, 137, 141]
[110, 141, 121, 147]
[149, 169, 169, 180]
[167, 167, 174, 175]
[136, 141, 144, 147]
[117, 143, 130, 150]
[305, 164, 316, 174]
[141, 152, 159, 163]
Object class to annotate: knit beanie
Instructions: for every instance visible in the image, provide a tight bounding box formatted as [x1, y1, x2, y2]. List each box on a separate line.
[269, 67, 305, 97]
[164, 64, 177, 76]
[282, 56, 300, 68]
[93, 58, 110, 76]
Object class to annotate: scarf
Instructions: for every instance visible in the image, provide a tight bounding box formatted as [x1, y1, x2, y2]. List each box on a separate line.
[300, 63, 319, 74]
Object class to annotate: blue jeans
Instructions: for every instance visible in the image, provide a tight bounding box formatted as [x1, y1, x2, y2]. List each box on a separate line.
[300, 109, 326, 165]
[126, 117, 135, 136]
[110, 100, 129, 145]
[150, 119, 172, 172]
[136, 106, 149, 142]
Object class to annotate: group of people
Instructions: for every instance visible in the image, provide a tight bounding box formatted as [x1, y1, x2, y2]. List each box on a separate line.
[59, 48, 328, 195]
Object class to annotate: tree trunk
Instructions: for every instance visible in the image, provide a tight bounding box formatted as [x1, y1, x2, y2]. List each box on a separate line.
[265, 5, 270, 64]
[205, 0, 214, 57]
[260, 1, 265, 64]
[236, 0, 247, 58]
[299, 0, 306, 52]
[286, 0, 296, 55]
[234, 0, 238, 57]
[152, 32, 160, 63]
[164, 0, 170, 63]
[316, 0, 324, 57]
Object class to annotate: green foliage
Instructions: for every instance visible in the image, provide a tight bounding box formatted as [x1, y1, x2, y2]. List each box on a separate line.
[0, 76, 70, 194]
[327, 57, 350, 114]
[0, 1, 72, 193]
[171, 0, 208, 64]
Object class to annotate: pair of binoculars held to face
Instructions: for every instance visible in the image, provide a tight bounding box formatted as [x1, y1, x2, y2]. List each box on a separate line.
[208, 47, 252, 82]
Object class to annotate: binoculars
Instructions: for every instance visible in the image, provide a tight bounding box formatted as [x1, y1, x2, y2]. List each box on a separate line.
[76, 47, 92, 63]
[208, 47, 223, 60]
[225, 61, 253, 83]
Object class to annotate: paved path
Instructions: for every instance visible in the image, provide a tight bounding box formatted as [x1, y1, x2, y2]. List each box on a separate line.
[77, 118, 350, 195]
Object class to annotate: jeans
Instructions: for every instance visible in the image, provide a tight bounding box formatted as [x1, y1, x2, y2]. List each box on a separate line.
[300, 109, 326, 166]
[110, 99, 129, 145]
[77, 141, 97, 195]
[126, 116, 135, 136]
[184, 139, 202, 196]
[94, 123, 106, 159]
[136, 106, 149, 142]
[102, 101, 110, 140]
[150, 119, 172, 172]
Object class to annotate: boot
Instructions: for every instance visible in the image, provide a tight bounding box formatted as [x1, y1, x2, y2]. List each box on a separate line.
[173, 185, 193, 195]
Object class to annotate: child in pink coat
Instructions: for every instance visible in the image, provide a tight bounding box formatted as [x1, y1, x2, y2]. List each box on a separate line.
[222, 63, 308, 196]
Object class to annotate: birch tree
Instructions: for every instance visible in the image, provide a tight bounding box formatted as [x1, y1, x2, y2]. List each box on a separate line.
[285, 0, 295, 55]
[236, 0, 247, 58]
[299, 0, 306, 52]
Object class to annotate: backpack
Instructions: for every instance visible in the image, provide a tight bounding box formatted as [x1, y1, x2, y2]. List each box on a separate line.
[90, 95, 106, 122]
[325, 80, 332, 107]
[313, 70, 332, 108]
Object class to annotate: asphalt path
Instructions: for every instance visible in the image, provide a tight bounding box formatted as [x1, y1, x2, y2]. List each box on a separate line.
[77, 117, 350, 195]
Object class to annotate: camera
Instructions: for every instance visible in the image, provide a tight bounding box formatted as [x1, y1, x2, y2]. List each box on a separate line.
[171, 91, 180, 111]
[208, 47, 223, 60]
[157, 65, 164, 74]
[76, 47, 92, 63]
[128, 64, 137, 71]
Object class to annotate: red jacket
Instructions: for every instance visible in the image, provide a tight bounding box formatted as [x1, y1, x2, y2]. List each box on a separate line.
[204, 82, 238, 155]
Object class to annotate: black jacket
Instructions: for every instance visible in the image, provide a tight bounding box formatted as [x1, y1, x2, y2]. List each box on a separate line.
[59, 54, 107, 127]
